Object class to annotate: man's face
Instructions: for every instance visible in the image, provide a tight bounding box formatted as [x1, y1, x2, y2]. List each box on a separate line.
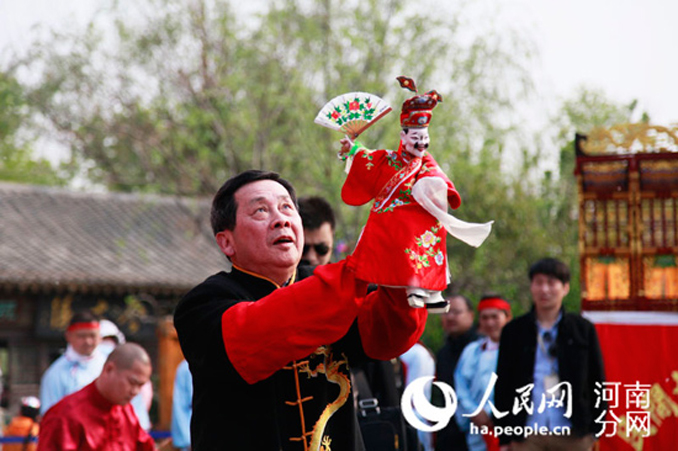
[302, 222, 334, 266]
[400, 128, 430, 158]
[478, 308, 510, 342]
[441, 296, 474, 337]
[103, 360, 152, 405]
[530, 273, 570, 313]
[65, 328, 101, 357]
[216, 180, 303, 282]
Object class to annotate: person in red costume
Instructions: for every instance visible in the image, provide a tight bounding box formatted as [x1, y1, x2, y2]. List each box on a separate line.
[340, 76, 492, 313]
[37, 343, 155, 451]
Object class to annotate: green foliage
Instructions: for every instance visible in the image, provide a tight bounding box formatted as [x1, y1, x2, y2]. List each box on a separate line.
[421, 314, 445, 354]
[15, 0, 537, 242]
[0, 71, 64, 185]
[555, 86, 637, 141]
[9, 0, 641, 353]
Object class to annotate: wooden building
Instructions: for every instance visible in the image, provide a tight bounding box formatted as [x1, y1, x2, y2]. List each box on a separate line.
[0, 182, 224, 429]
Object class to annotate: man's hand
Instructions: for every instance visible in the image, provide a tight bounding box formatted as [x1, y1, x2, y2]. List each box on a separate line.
[470, 410, 493, 428]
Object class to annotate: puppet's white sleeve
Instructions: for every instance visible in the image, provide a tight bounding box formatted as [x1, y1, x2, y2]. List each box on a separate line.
[412, 177, 493, 248]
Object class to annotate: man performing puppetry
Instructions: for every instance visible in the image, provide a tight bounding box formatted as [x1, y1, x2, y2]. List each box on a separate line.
[174, 170, 427, 450]
[339, 77, 493, 312]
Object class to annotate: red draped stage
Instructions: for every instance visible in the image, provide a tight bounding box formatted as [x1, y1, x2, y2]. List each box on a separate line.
[584, 312, 678, 451]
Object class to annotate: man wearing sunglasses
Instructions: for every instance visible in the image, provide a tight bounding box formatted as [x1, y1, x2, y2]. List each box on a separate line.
[298, 196, 335, 266]
[494, 258, 605, 451]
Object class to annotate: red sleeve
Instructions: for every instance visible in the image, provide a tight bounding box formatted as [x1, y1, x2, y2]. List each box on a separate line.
[422, 153, 461, 209]
[341, 149, 392, 206]
[128, 406, 155, 451]
[36, 409, 79, 451]
[357, 287, 428, 360]
[137, 426, 156, 451]
[221, 260, 369, 384]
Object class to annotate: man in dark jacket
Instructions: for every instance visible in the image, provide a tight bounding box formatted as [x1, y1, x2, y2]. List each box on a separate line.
[174, 170, 427, 450]
[434, 294, 478, 451]
[495, 258, 605, 450]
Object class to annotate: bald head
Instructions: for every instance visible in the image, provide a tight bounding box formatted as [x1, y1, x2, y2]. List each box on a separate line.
[106, 342, 151, 370]
[97, 343, 152, 405]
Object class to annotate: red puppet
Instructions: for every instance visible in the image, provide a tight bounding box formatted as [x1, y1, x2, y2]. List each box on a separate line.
[336, 77, 493, 312]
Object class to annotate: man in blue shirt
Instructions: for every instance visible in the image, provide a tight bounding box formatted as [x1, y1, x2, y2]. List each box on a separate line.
[40, 311, 107, 415]
[455, 295, 512, 451]
[494, 258, 605, 451]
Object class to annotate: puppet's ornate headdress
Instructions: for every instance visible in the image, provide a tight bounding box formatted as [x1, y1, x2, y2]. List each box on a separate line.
[397, 76, 443, 129]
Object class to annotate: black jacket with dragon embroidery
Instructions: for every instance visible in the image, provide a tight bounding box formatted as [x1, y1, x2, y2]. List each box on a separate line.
[174, 259, 426, 450]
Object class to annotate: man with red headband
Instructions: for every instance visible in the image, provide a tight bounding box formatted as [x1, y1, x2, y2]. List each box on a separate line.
[454, 295, 512, 451]
[40, 311, 106, 415]
[340, 77, 492, 313]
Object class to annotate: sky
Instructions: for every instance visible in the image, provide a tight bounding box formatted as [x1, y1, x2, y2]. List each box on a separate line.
[505, 0, 678, 126]
[1, 0, 677, 163]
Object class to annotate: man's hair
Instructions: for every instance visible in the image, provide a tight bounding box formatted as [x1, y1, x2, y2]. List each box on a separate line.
[210, 170, 297, 235]
[298, 196, 335, 231]
[20, 403, 40, 420]
[20, 397, 40, 420]
[529, 257, 570, 284]
[447, 293, 473, 312]
[69, 310, 100, 327]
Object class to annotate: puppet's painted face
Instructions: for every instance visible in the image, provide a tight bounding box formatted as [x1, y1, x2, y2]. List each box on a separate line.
[400, 128, 430, 158]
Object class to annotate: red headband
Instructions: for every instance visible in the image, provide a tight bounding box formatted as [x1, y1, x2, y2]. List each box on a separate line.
[67, 321, 100, 332]
[478, 298, 510, 312]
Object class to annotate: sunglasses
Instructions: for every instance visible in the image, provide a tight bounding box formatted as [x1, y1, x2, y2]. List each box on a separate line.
[303, 243, 331, 256]
[543, 331, 558, 358]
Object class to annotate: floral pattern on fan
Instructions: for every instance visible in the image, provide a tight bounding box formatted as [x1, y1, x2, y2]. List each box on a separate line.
[314, 92, 391, 139]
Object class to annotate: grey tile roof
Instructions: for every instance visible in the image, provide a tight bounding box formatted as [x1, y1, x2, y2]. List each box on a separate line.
[0, 182, 226, 294]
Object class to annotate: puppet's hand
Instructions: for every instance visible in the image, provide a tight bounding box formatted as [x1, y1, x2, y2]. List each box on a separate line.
[414, 176, 448, 211]
[339, 137, 354, 157]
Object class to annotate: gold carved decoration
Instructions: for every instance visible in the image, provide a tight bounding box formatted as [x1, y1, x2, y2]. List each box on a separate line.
[643, 256, 678, 300]
[641, 160, 678, 172]
[585, 257, 630, 300]
[581, 124, 678, 155]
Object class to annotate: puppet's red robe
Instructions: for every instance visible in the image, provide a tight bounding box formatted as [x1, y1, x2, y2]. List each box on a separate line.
[342, 144, 461, 291]
[37, 382, 154, 451]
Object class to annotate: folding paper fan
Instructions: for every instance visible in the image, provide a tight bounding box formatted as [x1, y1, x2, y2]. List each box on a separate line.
[314, 92, 392, 139]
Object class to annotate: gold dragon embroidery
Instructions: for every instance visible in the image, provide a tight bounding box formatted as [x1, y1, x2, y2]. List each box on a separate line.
[297, 346, 351, 451]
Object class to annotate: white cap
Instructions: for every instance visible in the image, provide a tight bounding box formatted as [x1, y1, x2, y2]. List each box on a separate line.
[99, 319, 126, 344]
[22, 396, 41, 409]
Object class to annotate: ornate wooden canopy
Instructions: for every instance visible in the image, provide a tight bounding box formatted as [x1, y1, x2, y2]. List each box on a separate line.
[575, 124, 678, 311]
